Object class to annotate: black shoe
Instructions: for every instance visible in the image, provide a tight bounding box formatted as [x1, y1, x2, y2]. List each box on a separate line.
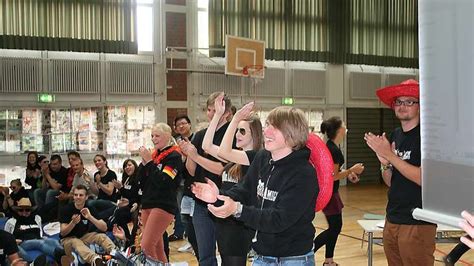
[53, 248, 66, 264]
[168, 234, 183, 242]
[32, 254, 47, 266]
[94, 257, 105, 266]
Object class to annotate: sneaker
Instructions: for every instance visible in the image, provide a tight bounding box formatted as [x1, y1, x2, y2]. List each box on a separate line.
[168, 234, 184, 242]
[178, 242, 193, 252]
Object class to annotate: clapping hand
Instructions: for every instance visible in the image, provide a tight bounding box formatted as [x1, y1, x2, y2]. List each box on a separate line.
[112, 224, 126, 241]
[191, 178, 219, 203]
[80, 208, 92, 220]
[460, 211, 474, 249]
[139, 146, 153, 164]
[233, 101, 255, 122]
[71, 214, 81, 225]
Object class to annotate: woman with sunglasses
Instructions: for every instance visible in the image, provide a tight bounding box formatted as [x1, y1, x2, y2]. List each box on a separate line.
[202, 94, 263, 266]
[313, 117, 365, 266]
[3, 179, 30, 216]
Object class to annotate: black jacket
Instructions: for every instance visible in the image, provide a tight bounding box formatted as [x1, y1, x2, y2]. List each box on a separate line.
[225, 148, 318, 257]
[138, 147, 183, 215]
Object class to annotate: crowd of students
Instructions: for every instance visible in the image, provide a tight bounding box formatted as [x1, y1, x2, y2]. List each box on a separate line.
[0, 83, 473, 266]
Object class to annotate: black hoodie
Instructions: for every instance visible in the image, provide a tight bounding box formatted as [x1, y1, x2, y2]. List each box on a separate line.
[225, 147, 318, 257]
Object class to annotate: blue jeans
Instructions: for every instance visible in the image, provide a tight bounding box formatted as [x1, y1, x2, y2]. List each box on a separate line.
[192, 202, 217, 266]
[19, 238, 62, 262]
[252, 250, 315, 266]
[34, 188, 60, 209]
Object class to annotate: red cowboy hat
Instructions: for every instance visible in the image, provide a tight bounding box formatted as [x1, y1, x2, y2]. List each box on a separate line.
[376, 79, 419, 108]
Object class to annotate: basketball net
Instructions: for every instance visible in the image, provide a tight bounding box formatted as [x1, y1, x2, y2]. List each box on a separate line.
[242, 65, 264, 104]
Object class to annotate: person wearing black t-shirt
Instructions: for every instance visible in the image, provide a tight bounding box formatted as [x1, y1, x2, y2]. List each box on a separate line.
[0, 229, 22, 265]
[203, 99, 262, 266]
[178, 92, 234, 266]
[34, 154, 68, 210]
[59, 184, 115, 265]
[365, 80, 436, 265]
[313, 117, 364, 266]
[88, 155, 118, 213]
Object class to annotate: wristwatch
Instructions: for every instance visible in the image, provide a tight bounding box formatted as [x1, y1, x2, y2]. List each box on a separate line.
[233, 202, 243, 218]
[380, 164, 393, 172]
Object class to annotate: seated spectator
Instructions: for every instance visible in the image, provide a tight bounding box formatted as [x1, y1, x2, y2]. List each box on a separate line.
[71, 158, 99, 199]
[3, 179, 30, 217]
[25, 152, 41, 202]
[88, 154, 118, 213]
[34, 154, 68, 210]
[0, 229, 47, 266]
[4, 198, 65, 264]
[59, 184, 115, 265]
[56, 151, 81, 203]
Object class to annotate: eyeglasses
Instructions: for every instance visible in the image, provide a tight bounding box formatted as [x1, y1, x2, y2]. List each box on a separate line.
[236, 128, 247, 136]
[175, 122, 189, 127]
[393, 99, 419, 107]
[18, 209, 31, 213]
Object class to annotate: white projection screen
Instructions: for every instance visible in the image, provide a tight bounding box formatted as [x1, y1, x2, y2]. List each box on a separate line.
[413, 0, 474, 227]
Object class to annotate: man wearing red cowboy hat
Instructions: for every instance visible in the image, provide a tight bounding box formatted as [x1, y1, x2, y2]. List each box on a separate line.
[364, 79, 437, 265]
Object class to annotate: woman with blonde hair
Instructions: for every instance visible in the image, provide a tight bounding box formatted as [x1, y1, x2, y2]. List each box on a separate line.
[138, 122, 183, 263]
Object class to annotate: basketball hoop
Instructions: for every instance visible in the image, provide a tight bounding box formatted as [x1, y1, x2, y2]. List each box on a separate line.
[242, 64, 264, 79]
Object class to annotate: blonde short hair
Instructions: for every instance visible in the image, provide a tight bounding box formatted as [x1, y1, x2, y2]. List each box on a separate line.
[152, 123, 175, 145]
[266, 106, 308, 150]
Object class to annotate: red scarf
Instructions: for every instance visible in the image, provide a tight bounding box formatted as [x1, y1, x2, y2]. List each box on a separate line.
[151, 145, 180, 165]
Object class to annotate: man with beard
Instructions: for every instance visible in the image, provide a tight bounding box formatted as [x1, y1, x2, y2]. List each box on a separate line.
[364, 80, 436, 265]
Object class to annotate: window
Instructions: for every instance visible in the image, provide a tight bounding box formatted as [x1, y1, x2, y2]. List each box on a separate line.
[137, 0, 154, 52]
[197, 0, 209, 56]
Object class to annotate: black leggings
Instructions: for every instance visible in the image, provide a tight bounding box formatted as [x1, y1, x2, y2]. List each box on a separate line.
[313, 213, 343, 258]
[221, 256, 247, 266]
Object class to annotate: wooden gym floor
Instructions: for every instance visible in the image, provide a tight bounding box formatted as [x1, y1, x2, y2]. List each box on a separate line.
[168, 184, 473, 266]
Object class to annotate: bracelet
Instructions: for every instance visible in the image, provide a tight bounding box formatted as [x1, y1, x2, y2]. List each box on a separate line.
[233, 202, 243, 218]
[380, 164, 393, 172]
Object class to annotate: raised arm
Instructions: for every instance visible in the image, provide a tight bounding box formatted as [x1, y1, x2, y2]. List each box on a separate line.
[202, 92, 227, 162]
[217, 101, 255, 165]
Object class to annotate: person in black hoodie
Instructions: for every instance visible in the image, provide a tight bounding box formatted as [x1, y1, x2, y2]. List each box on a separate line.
[137, 122, 183, 263]
[193, 106, 318, 266]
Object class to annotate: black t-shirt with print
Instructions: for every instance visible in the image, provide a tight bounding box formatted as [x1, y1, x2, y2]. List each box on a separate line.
[94, 170, 118, 201]
[58, 201, 101, 238]
[326, 140, 345, 194]
[387, 125, 432, 225]
[0, 229, 18, 265]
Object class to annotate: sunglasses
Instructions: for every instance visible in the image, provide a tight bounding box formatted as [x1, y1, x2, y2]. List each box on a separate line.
[236, 128, 247, 136]
[18, 209, 31, 213]
[10, 186, 17, 190]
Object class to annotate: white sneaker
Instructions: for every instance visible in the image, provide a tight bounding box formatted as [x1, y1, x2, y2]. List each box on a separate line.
[177, 242, 193, 253]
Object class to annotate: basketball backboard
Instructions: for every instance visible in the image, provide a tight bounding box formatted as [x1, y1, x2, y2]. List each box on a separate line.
[225, 35, 265, 78]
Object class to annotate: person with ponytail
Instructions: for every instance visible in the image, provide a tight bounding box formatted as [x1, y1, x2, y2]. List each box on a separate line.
[137, 122, 183, 263]
[313, 117, 365, 266]
[202, 95, 263, 266]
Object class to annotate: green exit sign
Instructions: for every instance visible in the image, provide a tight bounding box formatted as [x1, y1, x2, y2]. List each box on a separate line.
[281, 97, 294, 105]
[38, 93, 55, 103]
